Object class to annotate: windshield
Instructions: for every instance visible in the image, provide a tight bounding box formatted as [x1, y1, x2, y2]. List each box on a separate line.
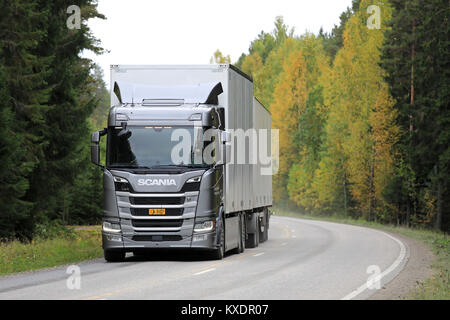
[107, 126, 212, 169]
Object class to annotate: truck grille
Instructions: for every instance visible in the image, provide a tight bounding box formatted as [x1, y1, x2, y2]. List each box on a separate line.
[132, 235, 182, 242]
[132, 219, 183, 228]
[130, 196, 185, 205]
[130, 208, 183, 216]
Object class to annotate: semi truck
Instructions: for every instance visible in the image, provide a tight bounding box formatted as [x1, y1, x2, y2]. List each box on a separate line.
[91, 64, 273, 262]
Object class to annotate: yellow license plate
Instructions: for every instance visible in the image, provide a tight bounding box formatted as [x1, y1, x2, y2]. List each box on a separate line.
[148, 208, 166, 215]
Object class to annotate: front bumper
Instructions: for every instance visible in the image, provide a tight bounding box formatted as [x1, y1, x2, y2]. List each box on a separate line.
[102, 230, 218, 251]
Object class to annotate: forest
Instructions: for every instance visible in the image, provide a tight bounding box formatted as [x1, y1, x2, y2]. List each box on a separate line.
[234, 0, 449, 231]
[0, 0, 448, 241]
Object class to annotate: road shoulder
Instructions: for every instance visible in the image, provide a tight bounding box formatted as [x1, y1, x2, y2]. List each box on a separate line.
[369, 231, 434, 300]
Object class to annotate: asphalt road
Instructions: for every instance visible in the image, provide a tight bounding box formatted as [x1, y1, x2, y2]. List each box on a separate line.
[0, 215, 408, 300]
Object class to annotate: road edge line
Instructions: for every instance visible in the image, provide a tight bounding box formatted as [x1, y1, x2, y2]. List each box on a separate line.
[341, 230, 409, 300]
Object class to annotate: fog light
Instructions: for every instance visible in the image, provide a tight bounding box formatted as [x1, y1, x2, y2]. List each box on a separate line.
[194, 220, 215, 233]
[193, 234, 207, 242]
[106, 234, 122, 242]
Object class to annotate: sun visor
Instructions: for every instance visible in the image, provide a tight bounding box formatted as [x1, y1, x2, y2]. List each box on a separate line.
[113, 81, 223, 105]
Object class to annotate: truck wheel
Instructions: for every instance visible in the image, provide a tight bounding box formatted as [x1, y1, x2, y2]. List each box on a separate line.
[104, 250, 125, 262]
[211, 218, 225, 260]
[263, 210, 269, 242]
[239, 214, 245, 253]
[259, 217, 265, 243]
[246, 218, 259, 248]
[231, 213, 245, 254]
[259, 210, 269, 243]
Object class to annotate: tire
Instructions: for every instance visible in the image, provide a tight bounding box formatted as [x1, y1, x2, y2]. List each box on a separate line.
[259, 210, 269, 243]
[259, 217, 265, 243]
[104, 250, 125, 262]
[246, 217, 259, 248]
[263, 210, 269, 242]
[231, 213, 245, 254]
[239, 214, 245, 253]
[211, 218, 225, 260]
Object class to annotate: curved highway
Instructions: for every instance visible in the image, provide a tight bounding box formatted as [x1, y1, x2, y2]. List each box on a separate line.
[0, 215, 408, 300]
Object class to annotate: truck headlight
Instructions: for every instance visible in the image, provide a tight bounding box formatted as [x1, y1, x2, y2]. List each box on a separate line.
[113, 176, 131, 192]
[103, 221, 121, 234]
[186, 176, 202, 183]
[194, 220, 215, 233]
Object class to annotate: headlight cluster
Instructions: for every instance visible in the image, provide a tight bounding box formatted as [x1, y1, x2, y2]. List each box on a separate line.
[186, 176, 202, 183]
[102, 221, 121, 234]
[194, 220, 215, 233]
[114, 176, 131, 192]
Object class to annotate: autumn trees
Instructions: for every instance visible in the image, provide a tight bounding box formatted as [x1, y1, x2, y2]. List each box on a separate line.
[318, 0, 400, 221]
[236, 1, 448, 230]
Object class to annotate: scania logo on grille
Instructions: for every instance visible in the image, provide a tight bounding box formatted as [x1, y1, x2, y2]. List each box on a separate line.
[137, 179, 176, 186]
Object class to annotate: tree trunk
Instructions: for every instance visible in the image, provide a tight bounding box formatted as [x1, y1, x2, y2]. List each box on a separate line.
[406, 18, 415, 229]
[343, 173, 347, 217]
[435, 164, 442, 230]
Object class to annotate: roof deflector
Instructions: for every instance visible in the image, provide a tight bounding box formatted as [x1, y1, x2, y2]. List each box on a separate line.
[205, 82, 223, 105]
[113, 81, 223, 105]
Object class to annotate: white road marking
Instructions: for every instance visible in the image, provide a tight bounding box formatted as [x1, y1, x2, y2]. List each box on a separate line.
[341, 231, 408, 300]
[194, 268, 216, 276]
[253, 252, 265, 257]
[281, 242, 288, 246]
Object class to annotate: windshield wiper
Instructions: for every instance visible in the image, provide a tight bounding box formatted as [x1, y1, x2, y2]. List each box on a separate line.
[152, 164, 208, 169]
[109, 165, 151, 169]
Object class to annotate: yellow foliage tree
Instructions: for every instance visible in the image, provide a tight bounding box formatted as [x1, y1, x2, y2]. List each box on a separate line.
[209, 49, 231, 64]
[241, 52, 262, 79]
[271, 48, 307, 201]
[286, 35, 331, 211]
[316, 0, 399, 219]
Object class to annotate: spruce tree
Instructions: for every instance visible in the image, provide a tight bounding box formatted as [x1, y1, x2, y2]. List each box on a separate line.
[0, 0, 49, 239]
[382, 0, 450, 230]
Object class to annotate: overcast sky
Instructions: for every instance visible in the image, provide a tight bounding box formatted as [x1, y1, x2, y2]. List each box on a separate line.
[82, 0, 353, 86]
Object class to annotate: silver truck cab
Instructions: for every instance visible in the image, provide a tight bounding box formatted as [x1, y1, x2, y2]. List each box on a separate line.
[92, 82, 229, 261]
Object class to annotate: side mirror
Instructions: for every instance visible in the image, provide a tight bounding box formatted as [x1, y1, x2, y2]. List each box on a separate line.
[91, 131, 101, 166]
[91, 131, 100, 144]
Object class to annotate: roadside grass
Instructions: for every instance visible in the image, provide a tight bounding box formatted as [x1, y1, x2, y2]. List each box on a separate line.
[274, 208, 449, 300]
[0, 226, 102, 277]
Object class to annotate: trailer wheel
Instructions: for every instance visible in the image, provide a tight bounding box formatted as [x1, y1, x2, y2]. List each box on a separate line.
[239, 213, 245, 253]
[104, 250, 125, 262]
[246, 217, 259, 248]
[263, 210, 269, 242]
[259, 209, 269, 243]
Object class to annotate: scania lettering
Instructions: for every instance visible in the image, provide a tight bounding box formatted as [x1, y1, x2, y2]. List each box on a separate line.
[138, 179, 177, 186]
[91, 64, 273, 261]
